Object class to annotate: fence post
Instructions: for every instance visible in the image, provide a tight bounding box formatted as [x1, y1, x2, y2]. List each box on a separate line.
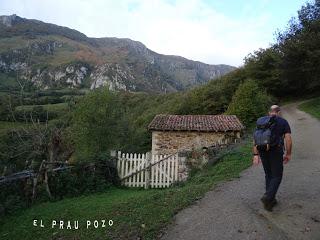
[110, 150, 116, 157]
[145, 152, 151, 189]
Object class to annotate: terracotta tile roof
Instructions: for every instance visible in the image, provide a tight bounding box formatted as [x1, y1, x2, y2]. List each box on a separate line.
[148, 115, 244, 132]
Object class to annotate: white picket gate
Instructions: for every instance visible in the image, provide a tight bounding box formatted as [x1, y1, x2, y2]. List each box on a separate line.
[116, 152, 179, 188]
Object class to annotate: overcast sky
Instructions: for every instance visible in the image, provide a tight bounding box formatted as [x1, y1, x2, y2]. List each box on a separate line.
[0, 0, 305, 66]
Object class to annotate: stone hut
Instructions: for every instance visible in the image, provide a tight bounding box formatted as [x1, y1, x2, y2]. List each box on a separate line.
[148, 114, 244, 155]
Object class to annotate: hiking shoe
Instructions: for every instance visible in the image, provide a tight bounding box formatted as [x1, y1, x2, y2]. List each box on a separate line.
[261, 195, 273, 212]
[271, 198, 278, 207]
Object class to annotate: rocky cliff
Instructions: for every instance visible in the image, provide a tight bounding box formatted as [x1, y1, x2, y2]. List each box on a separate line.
[0, 14, 236, 93]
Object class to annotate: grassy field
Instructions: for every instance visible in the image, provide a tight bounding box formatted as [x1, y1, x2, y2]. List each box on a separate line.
[0, 143, 252, 240]
[0, 121, 30, 134]
[298, 97, 320, 120]
[15, 102, 69, 112]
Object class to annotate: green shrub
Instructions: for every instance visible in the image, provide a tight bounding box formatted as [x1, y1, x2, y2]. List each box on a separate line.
[48, 160, 119, 199]
[226, 79, 271, 126]
[0, 181, 30, 217]
[71, 89, 126, 161]
[0, 156, 119, 217]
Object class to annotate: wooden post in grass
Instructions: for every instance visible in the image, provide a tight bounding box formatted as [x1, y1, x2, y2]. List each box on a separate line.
[145, 152, 151, 189]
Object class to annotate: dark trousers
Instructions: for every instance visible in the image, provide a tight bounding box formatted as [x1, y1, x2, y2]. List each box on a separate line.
[259, 147, 284, 201]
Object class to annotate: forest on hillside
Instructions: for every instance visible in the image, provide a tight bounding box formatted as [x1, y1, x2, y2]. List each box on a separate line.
[1, 1, 320, 216]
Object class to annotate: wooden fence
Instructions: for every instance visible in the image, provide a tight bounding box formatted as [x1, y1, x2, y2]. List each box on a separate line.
[116, 152, 179, 188]
[116, 137, 242, 189]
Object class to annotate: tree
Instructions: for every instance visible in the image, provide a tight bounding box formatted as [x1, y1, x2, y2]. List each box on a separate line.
[71, 89, 124, 161]
[244, 47, 282, 96]
[226, 79, 271, 126]
[276, 0, 320, 95]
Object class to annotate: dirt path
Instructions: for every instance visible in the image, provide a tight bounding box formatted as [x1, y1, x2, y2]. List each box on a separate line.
[161, 103, 320, 240]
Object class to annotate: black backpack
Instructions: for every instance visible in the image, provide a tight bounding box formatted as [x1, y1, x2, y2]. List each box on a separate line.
[253, 116, 277, 151]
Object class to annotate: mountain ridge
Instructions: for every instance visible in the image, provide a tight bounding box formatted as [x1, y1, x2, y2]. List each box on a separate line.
[0, 14, 236, 93]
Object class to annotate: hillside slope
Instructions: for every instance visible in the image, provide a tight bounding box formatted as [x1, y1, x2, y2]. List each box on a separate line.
[0, 14, 235, 93]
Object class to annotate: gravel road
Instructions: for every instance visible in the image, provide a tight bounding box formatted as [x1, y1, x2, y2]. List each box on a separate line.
[161, 103, 320, 240]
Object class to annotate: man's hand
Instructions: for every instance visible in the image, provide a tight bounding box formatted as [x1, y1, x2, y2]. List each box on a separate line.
[252, 155, 261, 165]
[284, 133, 292, 164]
[283, 154, 291, 164]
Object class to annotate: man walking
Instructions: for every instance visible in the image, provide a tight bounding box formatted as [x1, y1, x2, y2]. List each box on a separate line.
[253, 105, 292, 211]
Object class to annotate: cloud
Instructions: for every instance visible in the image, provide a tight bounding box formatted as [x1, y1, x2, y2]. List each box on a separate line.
[0, 0, 277, 66]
